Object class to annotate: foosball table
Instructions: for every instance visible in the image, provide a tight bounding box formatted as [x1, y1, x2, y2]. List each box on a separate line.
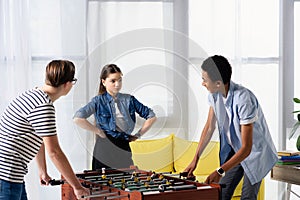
[56, 166, 220, 200]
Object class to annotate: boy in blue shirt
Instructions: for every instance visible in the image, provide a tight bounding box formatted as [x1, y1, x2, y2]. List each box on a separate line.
[185, 55, 278, 200]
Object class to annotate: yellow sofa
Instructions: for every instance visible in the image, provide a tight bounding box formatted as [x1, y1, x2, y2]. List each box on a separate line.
[129, 134, 264, 200]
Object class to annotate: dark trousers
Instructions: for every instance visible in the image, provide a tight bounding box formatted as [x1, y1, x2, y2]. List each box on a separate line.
[219, 164, 262, 200]
[92, 136, 133, 170]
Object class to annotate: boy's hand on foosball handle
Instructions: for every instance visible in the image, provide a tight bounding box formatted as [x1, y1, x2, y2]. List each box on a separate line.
[183, 161, 197, 178]
[205, 170, 221, 184]
[39, 173, 52, 186]
[74, 186, 90, 200]
[179, 171, 196, 181]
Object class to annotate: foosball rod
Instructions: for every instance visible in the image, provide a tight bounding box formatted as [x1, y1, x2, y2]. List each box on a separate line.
[81, 192, 129, 199]
[158, 184, 197, 192]
[105, 195, 130, 200]
[81, 192, 118, 199]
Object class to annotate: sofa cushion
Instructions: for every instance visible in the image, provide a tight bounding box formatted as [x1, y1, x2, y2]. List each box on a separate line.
[129, 134, 174, 172]
[173, 136, 220, 175]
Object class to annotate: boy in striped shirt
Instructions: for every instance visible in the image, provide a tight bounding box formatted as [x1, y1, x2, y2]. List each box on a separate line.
[0, 60, 89, 199]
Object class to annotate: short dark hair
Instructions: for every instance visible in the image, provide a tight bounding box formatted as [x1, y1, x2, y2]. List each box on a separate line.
[98, 64, 122, 94]
[45, 60, 75, 87]
[201, 55, 232, 84]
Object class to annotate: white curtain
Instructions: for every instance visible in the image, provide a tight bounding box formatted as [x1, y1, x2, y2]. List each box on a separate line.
[0, 0, 31, 113]
[0, 1, 88, 199]
[0, 0, 39, 199]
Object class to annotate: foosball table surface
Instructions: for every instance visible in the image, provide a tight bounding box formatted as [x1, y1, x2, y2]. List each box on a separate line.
[61, 167, 220, 200]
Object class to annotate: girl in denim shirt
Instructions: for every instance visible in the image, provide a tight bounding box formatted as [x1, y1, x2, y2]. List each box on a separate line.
[73, 64, 156, 170]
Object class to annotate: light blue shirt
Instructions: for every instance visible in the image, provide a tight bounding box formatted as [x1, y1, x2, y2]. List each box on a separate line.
[208, 81, 278, 185]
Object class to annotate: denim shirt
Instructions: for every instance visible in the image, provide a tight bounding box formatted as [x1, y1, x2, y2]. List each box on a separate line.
[208, 81, 278, 185]
[74, 92, 155, 140]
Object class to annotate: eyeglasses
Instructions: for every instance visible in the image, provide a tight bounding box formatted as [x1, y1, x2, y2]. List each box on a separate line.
[72, 78, 77, 85]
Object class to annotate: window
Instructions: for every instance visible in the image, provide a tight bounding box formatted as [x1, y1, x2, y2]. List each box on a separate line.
[189, 1, 279, 199]
[295, 2, 300, 113]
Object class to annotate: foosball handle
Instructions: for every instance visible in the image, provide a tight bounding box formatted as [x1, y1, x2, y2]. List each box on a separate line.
[158, 184, 197, 192]
[41, 179, 64, 186]
[179, 172, 196, 181]
[49, 179, 64, 185]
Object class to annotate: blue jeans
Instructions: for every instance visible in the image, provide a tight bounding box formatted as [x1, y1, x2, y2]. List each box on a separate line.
[0, 179, 28, 200]
[219, 164, 262, 200]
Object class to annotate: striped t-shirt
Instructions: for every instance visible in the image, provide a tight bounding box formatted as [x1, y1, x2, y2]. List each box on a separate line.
[0, 88, 57, 183]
